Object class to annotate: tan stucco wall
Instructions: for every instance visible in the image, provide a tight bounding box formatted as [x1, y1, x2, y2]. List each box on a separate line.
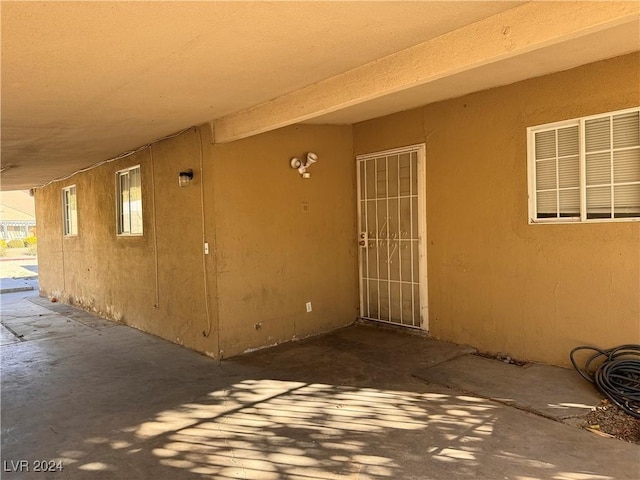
[35, 131, 220, 355]
[354, 53, 640, 366]
[35, 124, 357, 358]
[36, 53, 638, 366]
[210, 125, 358, 357]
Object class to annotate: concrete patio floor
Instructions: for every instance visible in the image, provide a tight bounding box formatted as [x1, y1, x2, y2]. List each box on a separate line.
[1, 289, 639, 480]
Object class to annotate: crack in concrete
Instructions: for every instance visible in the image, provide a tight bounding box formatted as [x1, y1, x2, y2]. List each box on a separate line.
[0, 322, 26, 341]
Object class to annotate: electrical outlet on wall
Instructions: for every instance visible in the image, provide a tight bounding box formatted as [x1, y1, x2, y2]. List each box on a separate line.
[306, 302, 312, 313]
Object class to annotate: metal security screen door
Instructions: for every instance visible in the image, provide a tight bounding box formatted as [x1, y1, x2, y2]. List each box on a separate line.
[357, 144, 428, 329]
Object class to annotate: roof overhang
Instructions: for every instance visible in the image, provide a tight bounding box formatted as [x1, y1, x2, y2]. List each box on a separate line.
[1, 1, 639, 190]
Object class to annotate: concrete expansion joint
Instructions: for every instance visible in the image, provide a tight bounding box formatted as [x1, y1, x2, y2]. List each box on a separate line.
[0, 314, 39, 320]
[412, 352, 606, 438]
[0, 323, 26, 342]
[416, 352, 476, 370]
[415, 376, 562, 424]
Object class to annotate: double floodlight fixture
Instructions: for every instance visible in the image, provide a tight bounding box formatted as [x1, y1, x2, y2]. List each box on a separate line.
[290, 152, 318, 179]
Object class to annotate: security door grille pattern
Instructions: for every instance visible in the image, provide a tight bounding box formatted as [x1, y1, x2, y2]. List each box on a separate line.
[357, 147, 424, 328]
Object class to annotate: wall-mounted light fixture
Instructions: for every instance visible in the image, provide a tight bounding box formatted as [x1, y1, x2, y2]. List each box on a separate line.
[290, 152, 318, 179]
[178, 169, 193, 187]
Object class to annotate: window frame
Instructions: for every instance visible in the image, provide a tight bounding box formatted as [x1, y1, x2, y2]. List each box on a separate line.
[62, 185, 78, 236]
[115, 165, 143, 236]
[527, 106, 640, 224]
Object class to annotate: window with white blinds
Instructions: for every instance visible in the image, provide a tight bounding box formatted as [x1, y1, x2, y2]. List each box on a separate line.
[528, 107, 640, 223]
[116, 165, 143, 235]
[62, 185, 78, 236]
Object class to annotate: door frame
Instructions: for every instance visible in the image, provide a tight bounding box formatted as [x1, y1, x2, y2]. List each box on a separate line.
[356, 143, 428, 331]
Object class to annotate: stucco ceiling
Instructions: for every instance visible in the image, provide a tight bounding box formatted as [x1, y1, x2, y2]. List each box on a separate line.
[1, 1, 639, 190]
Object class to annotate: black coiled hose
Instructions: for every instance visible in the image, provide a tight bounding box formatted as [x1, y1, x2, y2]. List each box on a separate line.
[570, 344, 640, 419]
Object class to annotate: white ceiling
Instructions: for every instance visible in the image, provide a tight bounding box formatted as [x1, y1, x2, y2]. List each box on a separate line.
[1, 1, 638, 190]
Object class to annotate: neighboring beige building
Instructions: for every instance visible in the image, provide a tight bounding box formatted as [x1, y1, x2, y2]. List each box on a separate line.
[3, 2, 639, 366]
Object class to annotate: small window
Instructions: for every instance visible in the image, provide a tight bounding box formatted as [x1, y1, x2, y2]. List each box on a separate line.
[528, 107, 640, 223]
[62, 186, 78, 236]
[116, 166, 143, 235]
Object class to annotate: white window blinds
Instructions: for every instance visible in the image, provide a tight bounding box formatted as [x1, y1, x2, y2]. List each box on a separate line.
[534, 124, 580, 218]
[528, 107, 640, 223]
[116, 166, 143, 235]
[62, 186, 78, 235]
[584, 111, 640, 219]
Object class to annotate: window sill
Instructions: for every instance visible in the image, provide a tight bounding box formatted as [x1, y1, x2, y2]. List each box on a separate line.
[529, 217, 640, 225]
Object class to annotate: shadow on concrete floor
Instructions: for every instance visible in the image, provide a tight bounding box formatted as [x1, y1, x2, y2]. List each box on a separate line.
[20, 264, 38, 273]
[1, 292, 637, 480]
[0, 277, 37, 294]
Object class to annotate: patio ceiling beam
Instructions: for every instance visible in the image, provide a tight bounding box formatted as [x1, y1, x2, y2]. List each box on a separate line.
[212, 1, 639, 143]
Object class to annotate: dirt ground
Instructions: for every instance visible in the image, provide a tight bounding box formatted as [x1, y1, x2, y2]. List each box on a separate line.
[581, 399, 640, 444]
[476, 351, 640, 445]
